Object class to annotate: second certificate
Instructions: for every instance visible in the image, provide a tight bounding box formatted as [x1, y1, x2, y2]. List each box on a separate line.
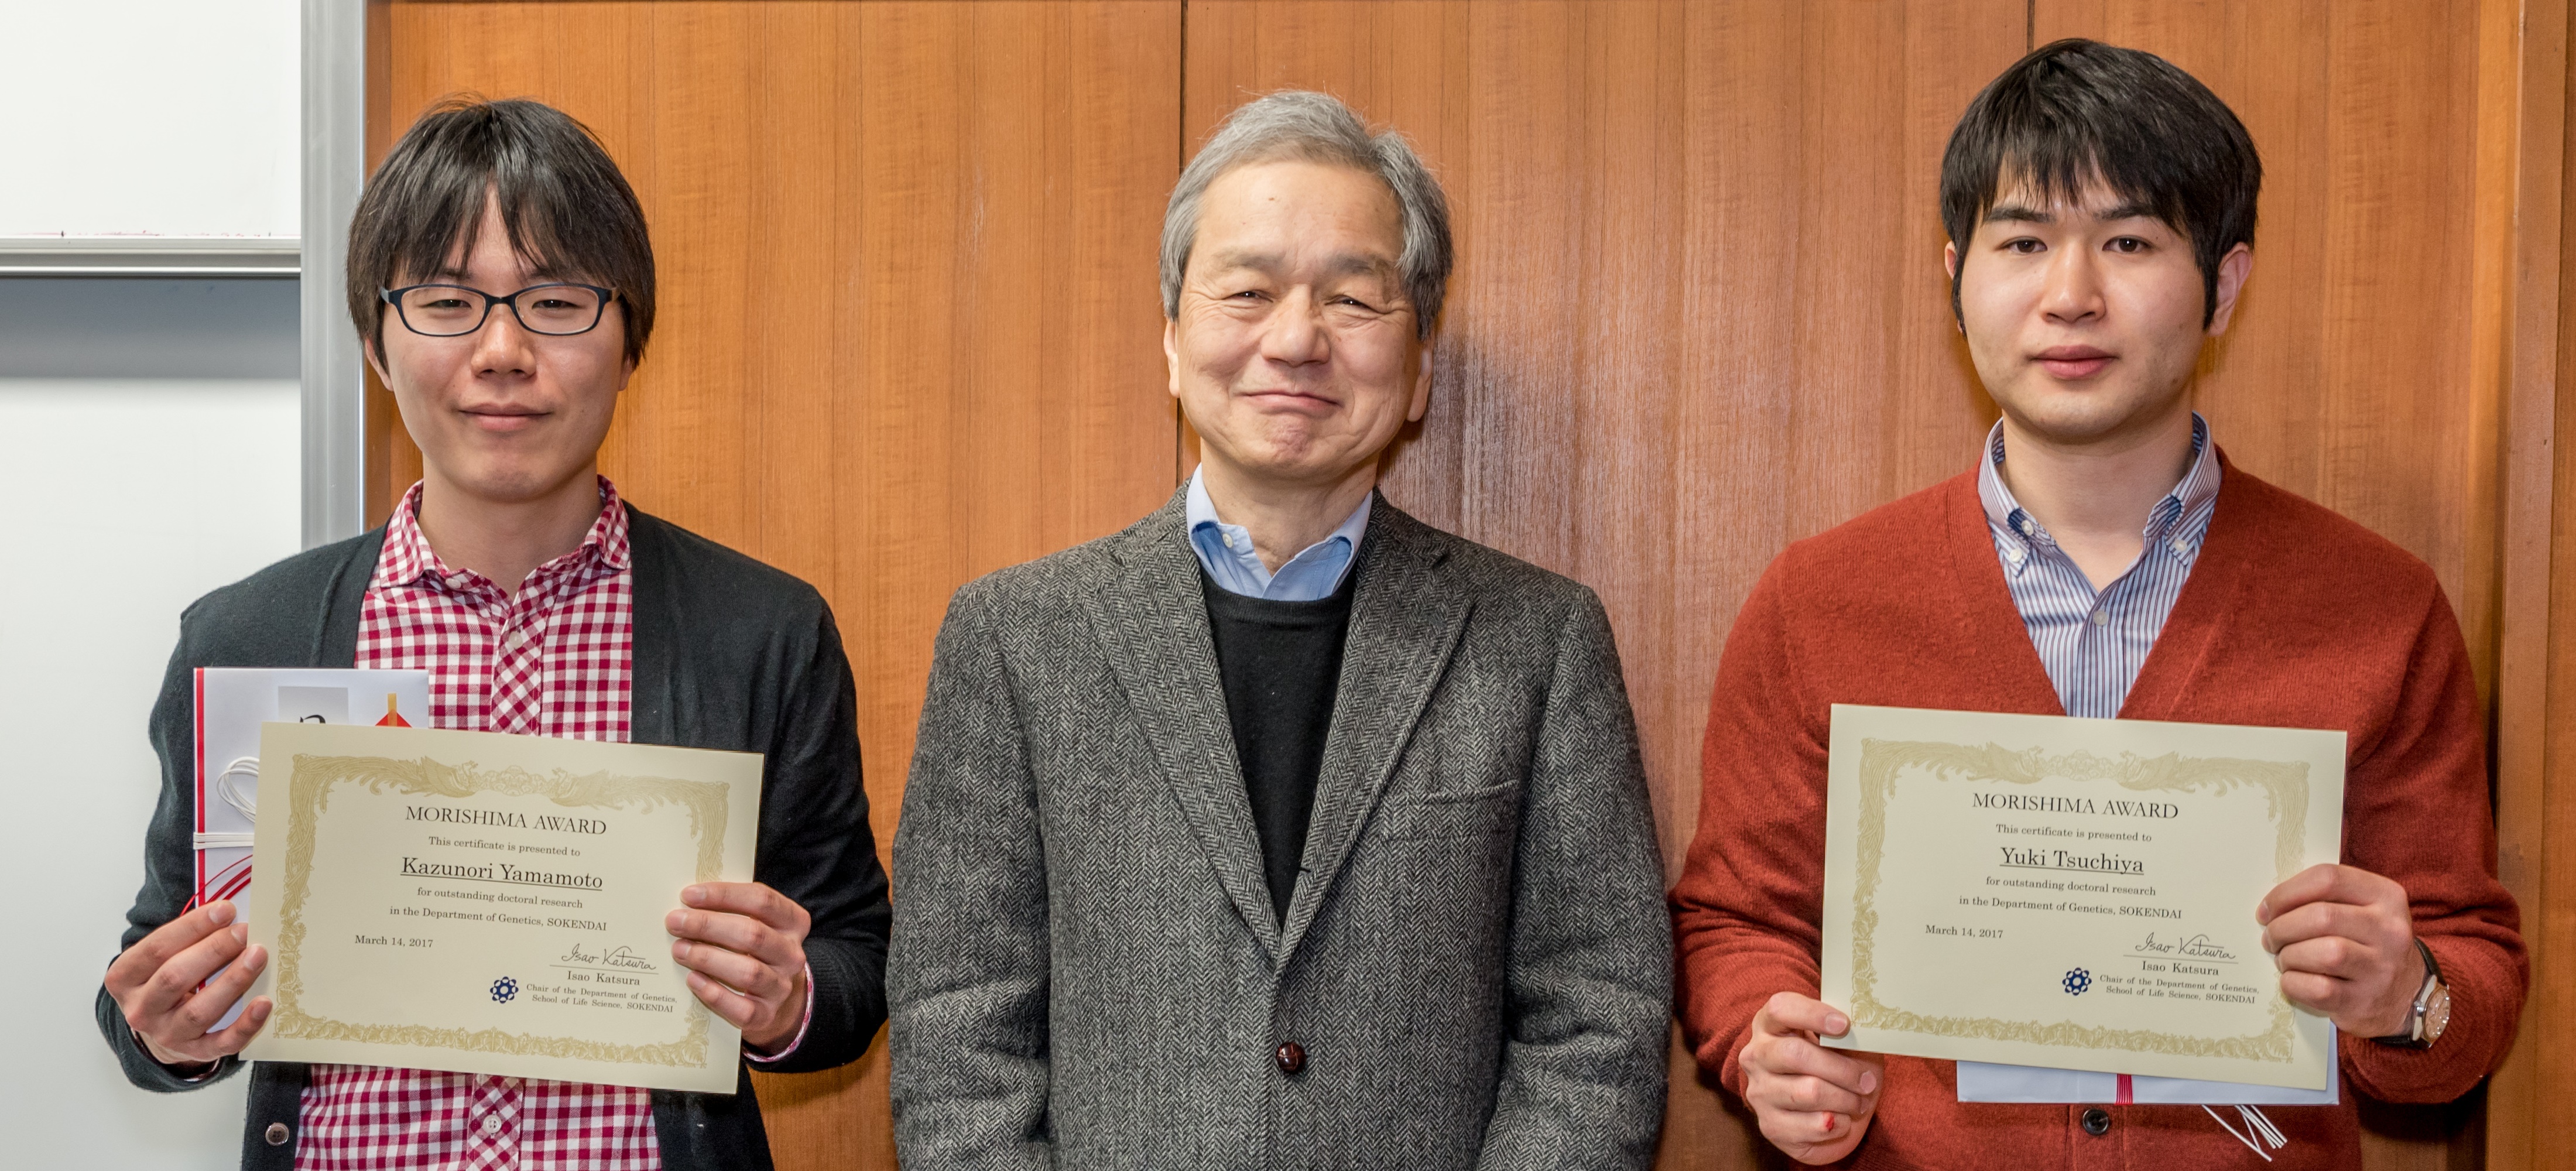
[1818, 705, 2345, 1090]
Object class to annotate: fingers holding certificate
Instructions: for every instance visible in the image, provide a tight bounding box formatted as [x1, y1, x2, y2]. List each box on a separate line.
[667, 881, 811, 1052]
[239, 721, 763, 1093]
[1818, 704, 2346, 1090]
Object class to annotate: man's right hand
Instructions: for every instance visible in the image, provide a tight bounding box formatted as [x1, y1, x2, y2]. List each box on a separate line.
[104, 900, 272, 1072]
[1742, 991, 1886, 1165]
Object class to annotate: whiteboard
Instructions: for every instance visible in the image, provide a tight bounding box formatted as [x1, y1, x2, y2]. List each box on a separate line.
[0, 0, 300, 238]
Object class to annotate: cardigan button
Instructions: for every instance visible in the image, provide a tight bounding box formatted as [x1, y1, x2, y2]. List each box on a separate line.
[2081, 1107, 2111, 1136]
[264, 1122, 290, 1146]
[1273, 1041, 1306, 1075]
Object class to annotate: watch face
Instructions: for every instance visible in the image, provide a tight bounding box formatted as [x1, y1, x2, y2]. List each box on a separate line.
[2424, 983, 2453, 1044]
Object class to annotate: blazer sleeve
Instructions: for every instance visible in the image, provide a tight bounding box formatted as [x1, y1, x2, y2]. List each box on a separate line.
[1667, 557, 1830, 1100]
[1475, 589, 1673, 1170]
[749, 600, 893, 1074]
[886, 583, 1054, 1170]
[2338, 587, 2526, 1102]
[95, 610, 249, 1092]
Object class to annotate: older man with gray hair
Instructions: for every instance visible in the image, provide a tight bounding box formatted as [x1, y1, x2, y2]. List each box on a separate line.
[886, 90, 1671, 1167]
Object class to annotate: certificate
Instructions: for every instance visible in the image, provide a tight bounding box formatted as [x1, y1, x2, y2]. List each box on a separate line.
[1818, 705, 2345, 1090]
[240, 722, 763, 1093]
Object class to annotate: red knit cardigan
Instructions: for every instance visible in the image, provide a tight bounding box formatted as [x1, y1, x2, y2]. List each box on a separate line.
[1670, 456, 2526, 1170]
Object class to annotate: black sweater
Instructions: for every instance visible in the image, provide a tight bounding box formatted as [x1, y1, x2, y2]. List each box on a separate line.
[1200, 566, 1359, 921]
[97, 508, 890, 1171]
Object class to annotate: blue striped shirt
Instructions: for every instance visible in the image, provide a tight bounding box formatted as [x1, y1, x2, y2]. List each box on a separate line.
[1976, 414, 2220, 720]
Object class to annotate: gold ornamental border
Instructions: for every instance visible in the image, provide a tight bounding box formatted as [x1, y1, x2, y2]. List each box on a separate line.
[1849, 739, 2309, 1062]
[270, 753, 729, 1067]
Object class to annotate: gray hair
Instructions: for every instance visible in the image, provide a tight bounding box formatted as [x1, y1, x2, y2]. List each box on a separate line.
[1159, 90, 1453, 338]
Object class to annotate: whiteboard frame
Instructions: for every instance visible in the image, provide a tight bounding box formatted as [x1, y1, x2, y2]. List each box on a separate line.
[302, 0, 370, 549]
[0, 238, 300, 278]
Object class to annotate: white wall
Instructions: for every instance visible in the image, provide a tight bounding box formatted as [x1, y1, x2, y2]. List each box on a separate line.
[0, 0, 300, 237]
[0, 279, 302, 1168]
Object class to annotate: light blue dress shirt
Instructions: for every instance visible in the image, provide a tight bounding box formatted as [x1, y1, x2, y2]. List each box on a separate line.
[1184, 467, 1371, 600]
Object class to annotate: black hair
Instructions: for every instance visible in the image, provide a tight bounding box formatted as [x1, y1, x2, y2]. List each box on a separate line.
[1940, 39, 2260, 326]
[347, 95, 655, 363]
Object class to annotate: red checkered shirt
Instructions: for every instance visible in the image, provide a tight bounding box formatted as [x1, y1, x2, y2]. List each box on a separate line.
[296, 478, 808, 1170]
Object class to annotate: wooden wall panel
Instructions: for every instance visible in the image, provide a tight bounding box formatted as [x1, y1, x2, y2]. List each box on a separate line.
[2499, 6, 2575, 1170]
[1184, 3, 2022, 1167]
[2524, 71, 2576, 1162]
[381, 4, 1183, 1167]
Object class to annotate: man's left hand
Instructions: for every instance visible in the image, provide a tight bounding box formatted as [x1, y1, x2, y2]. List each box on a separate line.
[667, 882, 810, 1051]
[2257, 863, 2424, 1038]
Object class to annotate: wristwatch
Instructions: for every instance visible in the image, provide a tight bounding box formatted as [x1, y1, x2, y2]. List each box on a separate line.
[2371, 939, 2451, 1049]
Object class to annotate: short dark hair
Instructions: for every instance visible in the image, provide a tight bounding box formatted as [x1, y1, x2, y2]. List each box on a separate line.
[1940, 39, 2260, 326]
[347, 95, 655, 363]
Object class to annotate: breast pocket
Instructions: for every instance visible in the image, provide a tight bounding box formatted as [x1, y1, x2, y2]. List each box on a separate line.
[1375, 781, 1521, 842]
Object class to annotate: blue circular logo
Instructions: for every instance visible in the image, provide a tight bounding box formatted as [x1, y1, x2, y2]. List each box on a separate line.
[491, 977, 519, 1004]
[2062, 967, 2092, 996]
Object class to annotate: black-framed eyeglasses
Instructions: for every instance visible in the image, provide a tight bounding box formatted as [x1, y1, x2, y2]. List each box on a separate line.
[380, 282, 618, 338]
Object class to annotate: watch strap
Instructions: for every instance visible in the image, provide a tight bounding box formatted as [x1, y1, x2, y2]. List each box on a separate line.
[2369, 938, 2442, 1049]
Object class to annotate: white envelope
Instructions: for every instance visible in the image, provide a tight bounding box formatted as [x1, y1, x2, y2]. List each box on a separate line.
[1955, 1052, 2339, 1104]
[193, 667, 429, 1029]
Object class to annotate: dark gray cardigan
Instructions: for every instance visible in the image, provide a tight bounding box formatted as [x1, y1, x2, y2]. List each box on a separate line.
[95, 507, 892, 1171]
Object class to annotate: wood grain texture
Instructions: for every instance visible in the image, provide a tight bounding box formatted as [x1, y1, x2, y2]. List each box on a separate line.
[381, 4, 1183, 1166]
[2478, 2, 2570, 1167]
[2496, 6, 2576, 1170]
[1185, 3, 2022, 1166]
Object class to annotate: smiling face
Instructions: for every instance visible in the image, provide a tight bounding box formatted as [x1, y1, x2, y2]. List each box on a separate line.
[368, 196, 633, 507]
[1165, 159, 1431, 494]
[1947, 177, 2250, 448]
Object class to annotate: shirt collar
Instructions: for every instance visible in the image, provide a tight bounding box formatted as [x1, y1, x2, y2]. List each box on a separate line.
[1185, 466, 1372, 600]
[372, 475, 633, 593]
[1977, 413, 2216, 552]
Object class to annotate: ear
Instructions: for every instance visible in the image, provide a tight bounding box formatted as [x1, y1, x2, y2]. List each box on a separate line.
[1163, 316, 1183, 401]
[1944, 241, 1965, 335]
[1406, 339, 1434, 423]
[2205, 242, 2255, 336]
[362, 330, 391, 386]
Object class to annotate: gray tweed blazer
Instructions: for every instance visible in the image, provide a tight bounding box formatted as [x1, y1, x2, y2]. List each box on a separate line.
[888, 491, 1671, 1170]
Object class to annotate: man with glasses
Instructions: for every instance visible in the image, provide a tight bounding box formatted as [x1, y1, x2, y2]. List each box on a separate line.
[96, 97, 890, 1171]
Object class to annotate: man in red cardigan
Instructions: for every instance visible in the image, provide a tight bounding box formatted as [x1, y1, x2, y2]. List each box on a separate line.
[1670, 39, 2526, 1169]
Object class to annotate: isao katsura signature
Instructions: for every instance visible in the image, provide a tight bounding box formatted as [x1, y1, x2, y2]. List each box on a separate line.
[2131, 932, 2238, 961]
[559, 941, 661, 972]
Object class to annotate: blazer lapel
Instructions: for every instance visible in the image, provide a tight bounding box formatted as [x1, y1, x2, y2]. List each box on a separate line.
[315, 528, 385, 668]
[623, 509, 680, 747]
[1279, 500, 1471, 959]
[1080, 492, 1285, 960]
